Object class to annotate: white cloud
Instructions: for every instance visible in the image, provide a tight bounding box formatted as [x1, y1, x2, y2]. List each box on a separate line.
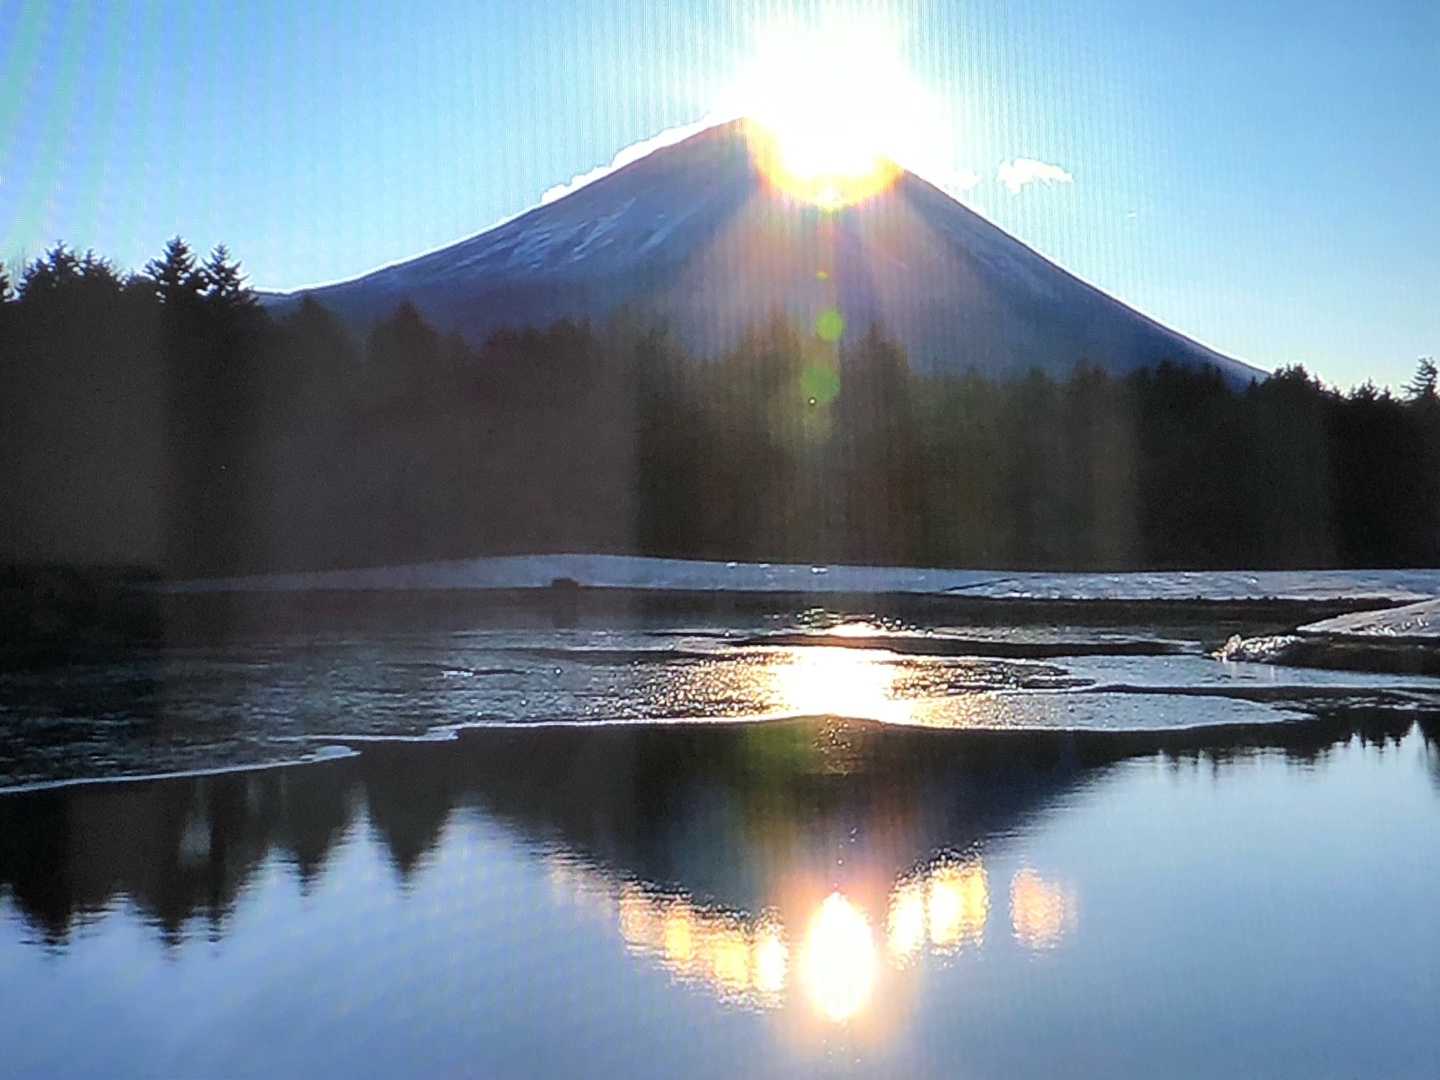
[996, 158, 1074, 194]
[540, 114, 734, 205]
[935, 168, 983, 198]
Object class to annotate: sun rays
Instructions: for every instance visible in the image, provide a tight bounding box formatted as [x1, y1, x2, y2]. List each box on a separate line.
[723, 18, 938, 209]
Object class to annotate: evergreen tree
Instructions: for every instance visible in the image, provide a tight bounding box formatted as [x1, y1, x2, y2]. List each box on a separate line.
[18, 243, 82, 299]
[201, 243, 257, 312]
[75, 250, 125, 301]
[144, 236, 204, 305]
[0, 262, 12, 355]
[4, 235, 1439, 573]
[1404, 357, 1438, 403]
[367, 301, 438, 361]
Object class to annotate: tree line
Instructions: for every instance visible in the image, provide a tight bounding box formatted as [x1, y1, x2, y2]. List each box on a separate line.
[1, 239, 1437, 574]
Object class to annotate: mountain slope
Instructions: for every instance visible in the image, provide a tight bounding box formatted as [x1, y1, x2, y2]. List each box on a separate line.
[265, 119, 1260, 382]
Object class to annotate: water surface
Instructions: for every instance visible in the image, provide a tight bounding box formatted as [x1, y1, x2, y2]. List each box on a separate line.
[2, 714, 1437, 1078]
[6, 606, 1440, 789]
[3, 598, 1439, 1076]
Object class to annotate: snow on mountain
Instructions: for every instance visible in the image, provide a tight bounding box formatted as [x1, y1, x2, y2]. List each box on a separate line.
[263, 119, 1262, 382]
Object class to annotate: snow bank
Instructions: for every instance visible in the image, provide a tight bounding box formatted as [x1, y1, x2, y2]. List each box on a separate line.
[159, 553, 1440, 603]
[1299, 598, 1440, 640]
[1214, 597, 1440, 676]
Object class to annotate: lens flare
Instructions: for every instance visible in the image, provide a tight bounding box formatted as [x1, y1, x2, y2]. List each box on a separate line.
[814, 308, 845, 342]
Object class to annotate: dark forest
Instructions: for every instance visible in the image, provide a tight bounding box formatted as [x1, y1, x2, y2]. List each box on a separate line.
[2, 240, 1437, 576]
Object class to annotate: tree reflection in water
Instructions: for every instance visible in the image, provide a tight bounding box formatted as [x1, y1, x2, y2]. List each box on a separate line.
[1, 707, 1427, 999]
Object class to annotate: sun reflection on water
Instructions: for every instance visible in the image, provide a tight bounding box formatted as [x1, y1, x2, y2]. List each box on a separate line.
[887, 856, 990, 961]
[826, 620, 887, 638]
[768, 646, 904, 724]
[799, 892, 879, 1022]
[549, 853, 1076, 1024]
[604, 877, 791, 1009]
[646, 625, 1086, 730]
[1010, 869, 1079, 950]
[926, 858, 991, 954]
[752, 924, 790, 997]
[885, 880, 927, 961]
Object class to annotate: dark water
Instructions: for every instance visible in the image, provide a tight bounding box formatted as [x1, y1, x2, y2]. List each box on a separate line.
[2, 711, 1439, 1077]
[3, 607, 1440, 1077]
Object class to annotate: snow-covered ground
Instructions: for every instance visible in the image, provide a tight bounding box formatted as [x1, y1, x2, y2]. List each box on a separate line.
[160, 552, 1440, 603]
[1300, 598, 1440, 639]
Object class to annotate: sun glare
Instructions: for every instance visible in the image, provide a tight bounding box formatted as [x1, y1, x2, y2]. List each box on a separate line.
[801, 892, 878, 1022]
[727, 20, 934, 209]
[770, 646, 903, 723]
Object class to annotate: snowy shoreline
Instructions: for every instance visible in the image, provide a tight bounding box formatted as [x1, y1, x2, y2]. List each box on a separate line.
[1217, 597, 1440, 674]
[155, 552, 1440, 604]
[1299, 598, 1440, 641]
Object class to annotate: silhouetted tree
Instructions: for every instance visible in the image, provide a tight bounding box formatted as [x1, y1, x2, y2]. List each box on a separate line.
[5, 237, 1439, 574]
[17, 243, 82, 299]
[1405, 358, 1438, 404]
[201, 244, 257, 315]
[0, 263, 12, 356]
[144, 236, 205, 306]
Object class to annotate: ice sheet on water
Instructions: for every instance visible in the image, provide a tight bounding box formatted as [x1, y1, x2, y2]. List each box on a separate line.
[7, 619, 1440, 791]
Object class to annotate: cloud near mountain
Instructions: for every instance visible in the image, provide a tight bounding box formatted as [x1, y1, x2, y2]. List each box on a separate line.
[540, 115, 988, 206]
[997, 158, 1075, 193]
[540, 116, 731, 205]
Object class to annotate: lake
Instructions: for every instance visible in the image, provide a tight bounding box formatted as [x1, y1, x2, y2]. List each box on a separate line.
[2, 592, 1439, 1077]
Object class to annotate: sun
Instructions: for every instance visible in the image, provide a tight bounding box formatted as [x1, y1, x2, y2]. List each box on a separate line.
[726, 19, 934, 209]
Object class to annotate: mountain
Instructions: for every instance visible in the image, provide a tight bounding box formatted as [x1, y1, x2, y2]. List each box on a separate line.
[264, 119, 1260, 383]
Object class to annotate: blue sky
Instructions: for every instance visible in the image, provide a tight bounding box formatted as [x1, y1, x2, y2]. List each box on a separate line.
[2, 0, 1435, 389]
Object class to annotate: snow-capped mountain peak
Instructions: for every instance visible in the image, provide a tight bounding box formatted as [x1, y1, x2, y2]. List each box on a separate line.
[265, 119, 1259, 383]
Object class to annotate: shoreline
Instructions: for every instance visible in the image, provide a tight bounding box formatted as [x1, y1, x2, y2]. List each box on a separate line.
[2, 704, 1433, 800]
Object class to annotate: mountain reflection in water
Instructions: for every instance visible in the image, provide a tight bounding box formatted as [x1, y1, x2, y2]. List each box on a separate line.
[3, 706, 1439, 1076]
[0, 711, 1427, 946]
[553, 849, 1075, 1024]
